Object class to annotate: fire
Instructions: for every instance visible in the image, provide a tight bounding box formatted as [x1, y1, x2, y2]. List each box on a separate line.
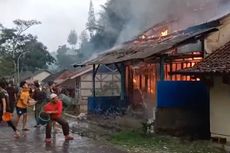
[161, 30, 168, 37]
[140, 35, 146, 39]
[133, 79, 137, 83]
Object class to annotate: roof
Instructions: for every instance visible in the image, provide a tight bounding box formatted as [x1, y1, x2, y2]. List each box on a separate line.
[56, 66, 93, 86]
[21, 70, 52, 81]
[70, 66, 93, 79]
[42, 69, 67, 83]
[83, 19, 220, 65]
[176, 41, 230, 75]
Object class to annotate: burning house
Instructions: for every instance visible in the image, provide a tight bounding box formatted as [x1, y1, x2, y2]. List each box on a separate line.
[80, 1, 230, 138]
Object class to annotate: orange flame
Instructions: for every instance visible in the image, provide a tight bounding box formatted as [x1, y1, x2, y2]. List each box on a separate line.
[161, 30, 168, 37]
[133, 79, 137, 83]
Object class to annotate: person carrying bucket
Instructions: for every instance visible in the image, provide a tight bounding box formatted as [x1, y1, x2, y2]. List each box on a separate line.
[43, 93, 73, 143]
[0, 79, 20, 138]
[32, 81, 47, 127]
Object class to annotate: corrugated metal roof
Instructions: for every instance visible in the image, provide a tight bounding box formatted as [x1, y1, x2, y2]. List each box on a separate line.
[176, 41, 230, 75]
[84, 27, 217, 65]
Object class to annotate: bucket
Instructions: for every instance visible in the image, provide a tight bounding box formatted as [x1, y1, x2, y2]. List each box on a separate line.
[2, 112, 12, 122]
[38, 112, 50, 125]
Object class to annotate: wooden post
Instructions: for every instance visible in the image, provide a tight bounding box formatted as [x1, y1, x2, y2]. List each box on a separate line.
[120, 63, 126, 101]
[160, 56, 165, 81]
[93, 64, 96, 99]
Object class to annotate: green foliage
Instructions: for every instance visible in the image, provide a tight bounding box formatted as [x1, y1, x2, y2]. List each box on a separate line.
[67, 30, 78, 47]
[111, 130, 225, 153]
[78, 0, 131, 60]
[86, 0, 96, 38]
[20, 38, 55, 71]
[56, 45, 81, 70]
[0, 20, 55, 76]
[0, 56, 14, 76]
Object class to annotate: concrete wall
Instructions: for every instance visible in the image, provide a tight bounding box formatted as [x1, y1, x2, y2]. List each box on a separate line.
[155, 108, 210, 138]
[210, 77, 230, 142]
[79, 72, 121, 112]
[205, 15, 230, 53]
[155, 81, 210, 139]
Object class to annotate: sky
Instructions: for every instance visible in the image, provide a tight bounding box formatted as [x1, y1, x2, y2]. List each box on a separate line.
[0, 0, 107, 52]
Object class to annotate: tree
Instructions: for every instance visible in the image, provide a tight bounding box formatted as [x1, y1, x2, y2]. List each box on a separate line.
[67, 30, 78, 48]
[20, 37, 55, 72]
[13, 19, 41, 34]
[56, 45, 77, 70]
[0, 22, 55, 75]
[79, 30, 89, 48]
[0, 56, 14, 77]
[86, 0, 96, 38]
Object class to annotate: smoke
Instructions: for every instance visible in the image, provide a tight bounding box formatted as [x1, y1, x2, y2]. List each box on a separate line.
[115, 0, 230, 43]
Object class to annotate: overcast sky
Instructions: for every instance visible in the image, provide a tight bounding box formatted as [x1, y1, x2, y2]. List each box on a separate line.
[0, 0, 107, 51]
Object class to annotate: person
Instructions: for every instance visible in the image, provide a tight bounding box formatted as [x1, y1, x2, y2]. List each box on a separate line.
[0, 79, 20, 138]
[43, 93, 73, 143]
[33, 81, 47, 127]
[6, 81, 17, 113]
[46, 81, 58, 99]
[15, 81, 32, 131]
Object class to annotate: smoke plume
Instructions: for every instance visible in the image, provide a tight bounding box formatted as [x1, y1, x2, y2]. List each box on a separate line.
[115, 0, 230, 43]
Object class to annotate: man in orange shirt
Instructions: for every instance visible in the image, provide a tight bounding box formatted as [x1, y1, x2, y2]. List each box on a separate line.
[44, 93, 73, 143]
[15, 81, 31, 131]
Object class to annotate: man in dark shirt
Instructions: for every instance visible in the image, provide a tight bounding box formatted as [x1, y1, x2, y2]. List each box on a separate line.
[6, 81, 17, 113]
[33, 81, 47, 127]
[0, 79, 20, 138]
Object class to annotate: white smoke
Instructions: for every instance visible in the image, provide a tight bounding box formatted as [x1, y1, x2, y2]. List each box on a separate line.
[115, 0, 230, 43]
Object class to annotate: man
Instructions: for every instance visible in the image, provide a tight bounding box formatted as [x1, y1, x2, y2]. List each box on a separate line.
[33, 81, 47, 127]
[15, 81, 31, 131]
[44, 93, 73, 143]
[0, 79, 20, 138]
[6, 81, 17, 113]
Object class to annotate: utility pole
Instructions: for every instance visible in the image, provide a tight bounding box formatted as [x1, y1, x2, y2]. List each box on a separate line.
[17, 51, 29, 85]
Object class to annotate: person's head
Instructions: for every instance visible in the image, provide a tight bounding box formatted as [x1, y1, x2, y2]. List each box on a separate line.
[20, 81, 28, 89]
[34, 80, 40, 88]
[0, 78, 7, 89]
[48, 81, 54, 87]
[8, 80, 14, 87]
[50, 93, 58, 103]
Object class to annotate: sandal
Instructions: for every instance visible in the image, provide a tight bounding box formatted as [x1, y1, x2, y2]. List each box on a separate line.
[45, 138, 52, 144]
[65, 136, 74, 140]
[22, 128, 30, 131]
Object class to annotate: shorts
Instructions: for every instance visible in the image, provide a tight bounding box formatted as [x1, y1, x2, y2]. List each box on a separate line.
[16, 107, 27, 116]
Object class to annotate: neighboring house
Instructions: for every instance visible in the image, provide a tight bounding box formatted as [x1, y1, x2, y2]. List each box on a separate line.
[21, 70, 52, 83]
[42, 69, 68, 85]
[177, 41, 230, 143]
[54, 65, 120, 112]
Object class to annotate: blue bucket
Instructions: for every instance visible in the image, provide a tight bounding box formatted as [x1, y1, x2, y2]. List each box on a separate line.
[38, 112, 50, 125]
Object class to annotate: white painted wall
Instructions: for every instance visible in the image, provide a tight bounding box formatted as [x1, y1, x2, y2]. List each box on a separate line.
[210, 76, 230, 141]
[78, 72, 121, 112]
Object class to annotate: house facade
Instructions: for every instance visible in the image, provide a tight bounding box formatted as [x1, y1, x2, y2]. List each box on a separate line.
[55, 65, 121, 113]
[178, 41, 230, 143]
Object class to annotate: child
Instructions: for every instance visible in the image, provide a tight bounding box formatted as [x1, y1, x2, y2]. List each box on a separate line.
[44, 93, 73, 143]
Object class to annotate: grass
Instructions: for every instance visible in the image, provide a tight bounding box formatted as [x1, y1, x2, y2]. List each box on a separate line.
[110, 130, 225, 153]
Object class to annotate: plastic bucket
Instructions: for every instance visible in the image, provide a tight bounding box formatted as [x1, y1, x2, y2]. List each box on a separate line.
[38, 112, 50, 125]
[2, 112, 12, 122]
